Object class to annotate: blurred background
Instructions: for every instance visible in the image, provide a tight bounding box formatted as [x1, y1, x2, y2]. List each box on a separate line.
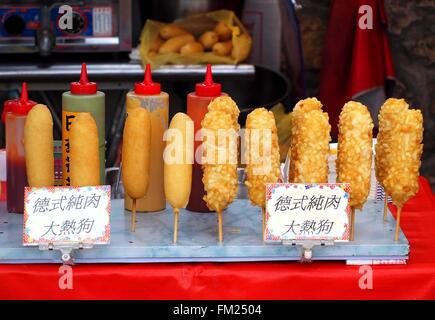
[0, 0, 433, 191]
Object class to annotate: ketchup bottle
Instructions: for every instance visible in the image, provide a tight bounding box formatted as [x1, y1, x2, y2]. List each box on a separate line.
[2, 83, 37, 213]
[186, 64, 227, 212]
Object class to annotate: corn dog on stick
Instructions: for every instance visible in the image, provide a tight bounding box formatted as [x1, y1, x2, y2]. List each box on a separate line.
[202, 96, 240, 242]
[24, 104, 54, 187]
[382, 107, 423, 240]
[336, 101, 373, 240]
[70, 113, 100, 187]
[122, 108, 151, 232]
[289, 98, 331, 183]
[375, 98, 409, 221]
[244, 108, 281, 239]
[164, 113, 194, 243]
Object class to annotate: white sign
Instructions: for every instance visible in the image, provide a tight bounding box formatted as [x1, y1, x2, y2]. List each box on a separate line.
[23, 186, 111, 246]
[265, 183, 350, 242]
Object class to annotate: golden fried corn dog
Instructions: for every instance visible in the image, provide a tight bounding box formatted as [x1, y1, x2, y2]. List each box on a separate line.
[289, 98, 331, 183]
[337, 101, 373, 241]
[24, 104, 54, 187]
[244, 108, 281, 240]
[70, 113, 100, 187]
[164, 113, 194, 243]
[337, 101, 374, 209]
[383, 108, 423, 208]
[122, 108, 151, 232]
[202, 96, 240, 242]
[375, 98, 409, 220]
[244, 108, 281, 208]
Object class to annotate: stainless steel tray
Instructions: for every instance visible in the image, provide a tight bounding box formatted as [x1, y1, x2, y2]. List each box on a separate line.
[0, 198, 409, 264]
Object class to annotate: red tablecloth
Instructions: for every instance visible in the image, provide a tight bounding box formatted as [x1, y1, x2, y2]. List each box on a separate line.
[1, 177, 434, 300]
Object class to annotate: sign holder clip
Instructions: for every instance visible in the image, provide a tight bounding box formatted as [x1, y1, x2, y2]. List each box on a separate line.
[283, 240, 335, 262]
[39, 242, 93, 265]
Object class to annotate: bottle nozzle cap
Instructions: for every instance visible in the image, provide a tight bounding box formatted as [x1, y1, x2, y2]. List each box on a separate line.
[70, 63, 98, 94]
[195, 64, 222, 97]
[2, 82, 37, 122]
[134, 64, 161, 95]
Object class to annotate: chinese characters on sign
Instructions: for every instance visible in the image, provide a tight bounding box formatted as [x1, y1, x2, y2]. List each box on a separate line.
[265, 184, 350, 241]
[23, 186, 111, 246]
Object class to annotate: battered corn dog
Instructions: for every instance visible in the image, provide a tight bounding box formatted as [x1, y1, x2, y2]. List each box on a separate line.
[202, 96, 240, 242]
[164, 113, 194, 243]
[244, 108, 281, 240]
[244, 108, 281, 207]
[289, 98, 331, 183]
[383, 108, 423, 207]
[375, 98, 409, 220]
[70, 113, 100, 186]
[122, 108, 152, 232]
[122, 108, 151, 200]
[24, 104, 54, 187]
[383, 106, 423, 241]
[337, 101, 374, 209]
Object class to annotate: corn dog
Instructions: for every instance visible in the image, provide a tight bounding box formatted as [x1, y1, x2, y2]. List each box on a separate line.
[159, 24, 188, 40]
[383, 108, 423, 208]
[70, 113, 100, 186]
[24, 104, 54, 187]
[164, 113, 194, 243]
[212, 40, 233, 56]
[244, 108, 281, 240]
[244, 108, 281, 208]
[289, 98, 331, 183]
[202, 96, 240, 242]
[337, 101, 374, 209]
[122, 108, 151, 200]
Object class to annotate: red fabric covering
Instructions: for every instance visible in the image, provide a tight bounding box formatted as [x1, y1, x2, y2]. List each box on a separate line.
[0, 177, 434, 300]
[319, 0, 395, 139]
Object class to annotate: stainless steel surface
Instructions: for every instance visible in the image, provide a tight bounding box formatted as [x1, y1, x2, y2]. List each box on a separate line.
[0, 198, 409, 264]
[0, 63, 256, 90]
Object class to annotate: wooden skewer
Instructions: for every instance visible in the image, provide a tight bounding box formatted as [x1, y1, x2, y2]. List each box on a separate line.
[262, 207, 266, 241]
[218, 210, 223, 243]
[394, 206, 402, 242]
[350, 207, 356, 241]
[173, 208, 179, 244]
[383, 193, 388, 221]
[131, 198, 137, 232]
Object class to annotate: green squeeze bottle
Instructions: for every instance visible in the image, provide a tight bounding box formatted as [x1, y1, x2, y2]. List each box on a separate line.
[62, 63, 105, 186]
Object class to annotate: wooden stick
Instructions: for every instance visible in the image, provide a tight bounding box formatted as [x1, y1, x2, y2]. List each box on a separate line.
[383, 193, 388, 221]
[131, 198, 137, 232]
[350, 207, 355, 241]
[394, 206, 402, 242]
[218, 210, 223, 243]
[262, 207, 266, 241]
[173, 208, 179, 244]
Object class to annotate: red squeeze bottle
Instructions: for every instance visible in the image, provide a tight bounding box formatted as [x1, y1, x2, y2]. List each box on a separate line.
[2, 83, 37, 213]
[186, 64, 227, 212]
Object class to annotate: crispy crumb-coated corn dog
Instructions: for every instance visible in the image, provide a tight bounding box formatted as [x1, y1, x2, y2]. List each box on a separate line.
[70, 113, 100, 186]
[122, 108, 151, 200]
[164, 112, 194, 209]
[336, 101, 374, 209]
[375, 98, 409, 191]
[202, 96, 240, 212]
[244, 108, 281, 208]
[289, 98, 331, 183]
[383, 106, 423, 207]
[24, 104, 54, 187]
